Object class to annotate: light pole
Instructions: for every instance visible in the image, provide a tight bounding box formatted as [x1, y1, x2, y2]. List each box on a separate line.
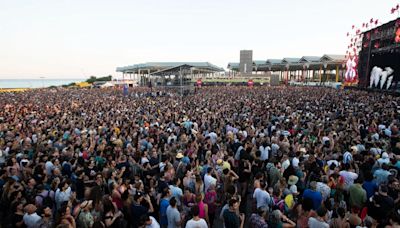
[180, 67, 183, 103]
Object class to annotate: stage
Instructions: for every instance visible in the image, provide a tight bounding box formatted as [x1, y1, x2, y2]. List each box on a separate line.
[357, 17, 400, 92]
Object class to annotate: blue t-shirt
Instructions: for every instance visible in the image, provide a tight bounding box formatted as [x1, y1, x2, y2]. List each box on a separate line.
[160, 198, 170, 226]
[303, 189, 322, 210]
[363, 181, 378, 199]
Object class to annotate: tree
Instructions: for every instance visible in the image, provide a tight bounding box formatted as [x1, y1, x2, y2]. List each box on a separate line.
[85, 75, 112, 83]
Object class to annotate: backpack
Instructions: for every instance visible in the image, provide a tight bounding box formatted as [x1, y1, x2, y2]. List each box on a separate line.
[37, 190, 54, 208]
[270, 196, 285, 212]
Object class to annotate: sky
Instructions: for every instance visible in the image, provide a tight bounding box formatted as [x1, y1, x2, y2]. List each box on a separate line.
[0, 0, 399, 79]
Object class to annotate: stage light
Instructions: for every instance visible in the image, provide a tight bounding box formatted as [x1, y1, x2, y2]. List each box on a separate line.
[395, 28, 400, 43]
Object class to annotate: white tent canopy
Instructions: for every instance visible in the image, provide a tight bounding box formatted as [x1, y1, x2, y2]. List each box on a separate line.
[100, 82, 114, 88]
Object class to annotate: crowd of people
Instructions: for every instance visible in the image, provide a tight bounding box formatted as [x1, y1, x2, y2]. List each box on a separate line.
[0, 86, 400, 228]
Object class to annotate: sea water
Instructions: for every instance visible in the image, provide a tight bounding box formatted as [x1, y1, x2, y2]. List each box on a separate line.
[0, 79, 84, 88]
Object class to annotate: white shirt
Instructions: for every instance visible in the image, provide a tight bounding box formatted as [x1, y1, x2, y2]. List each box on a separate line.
[282, 159, 290, 171]
[316, 182, 331, 201]
[327, 160, 339, 168]
[292, 157, 300, 168]
[253, 188, 271, 208]
[378, 124, 386, 131]
[339, 170, 358, 190]
[141, 157, 150, 165]
[271, 143, 280, 157]
[167, 135, 177, 144]
[259, 145, 270, 161]
[377, 157, 390, 166]
[23, 213, 41, 228]
[204, 174, 216, 192]
[55, 187, 72, 209]
[185, 218, 208, 228]
[146, 216, 160, 228]
[242, 130, 248, 139]
[370, 148, 382, 156]
[159, 162, 166, 172]
[208, 132, 218, 144]
[308, 217, 329, 228]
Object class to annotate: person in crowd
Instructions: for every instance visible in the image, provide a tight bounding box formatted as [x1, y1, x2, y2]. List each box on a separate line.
[348, 176, 367, 209]
[56, 203, 76, 228]
[77, 200, 94, 228]
[249, 206, 269, 228]
[269, 209, 296, 228]
[166, 197, 182, 228]
[302, 181, 322, 211]
[23, 204, 42, 228]
[185, 205, 208, 228]
[223, 198, 245, 228]
[159, 188, 171, 227]
[253, 180, 270, 210]
[308, 207, 329, 228]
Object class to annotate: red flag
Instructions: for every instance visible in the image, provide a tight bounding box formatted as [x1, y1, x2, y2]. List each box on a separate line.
[361, 207, 368, 221]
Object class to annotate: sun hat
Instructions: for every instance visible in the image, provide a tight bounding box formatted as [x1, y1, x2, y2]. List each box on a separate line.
[288, 175, 299, 186]
[176, 153, 184, 159]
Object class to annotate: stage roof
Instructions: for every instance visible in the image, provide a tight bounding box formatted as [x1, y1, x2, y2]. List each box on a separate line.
[282, 58, 301, 64]
[116, 62, 224, 74]
[299, 56, 321, 63]
[227, 54, 346, 71]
